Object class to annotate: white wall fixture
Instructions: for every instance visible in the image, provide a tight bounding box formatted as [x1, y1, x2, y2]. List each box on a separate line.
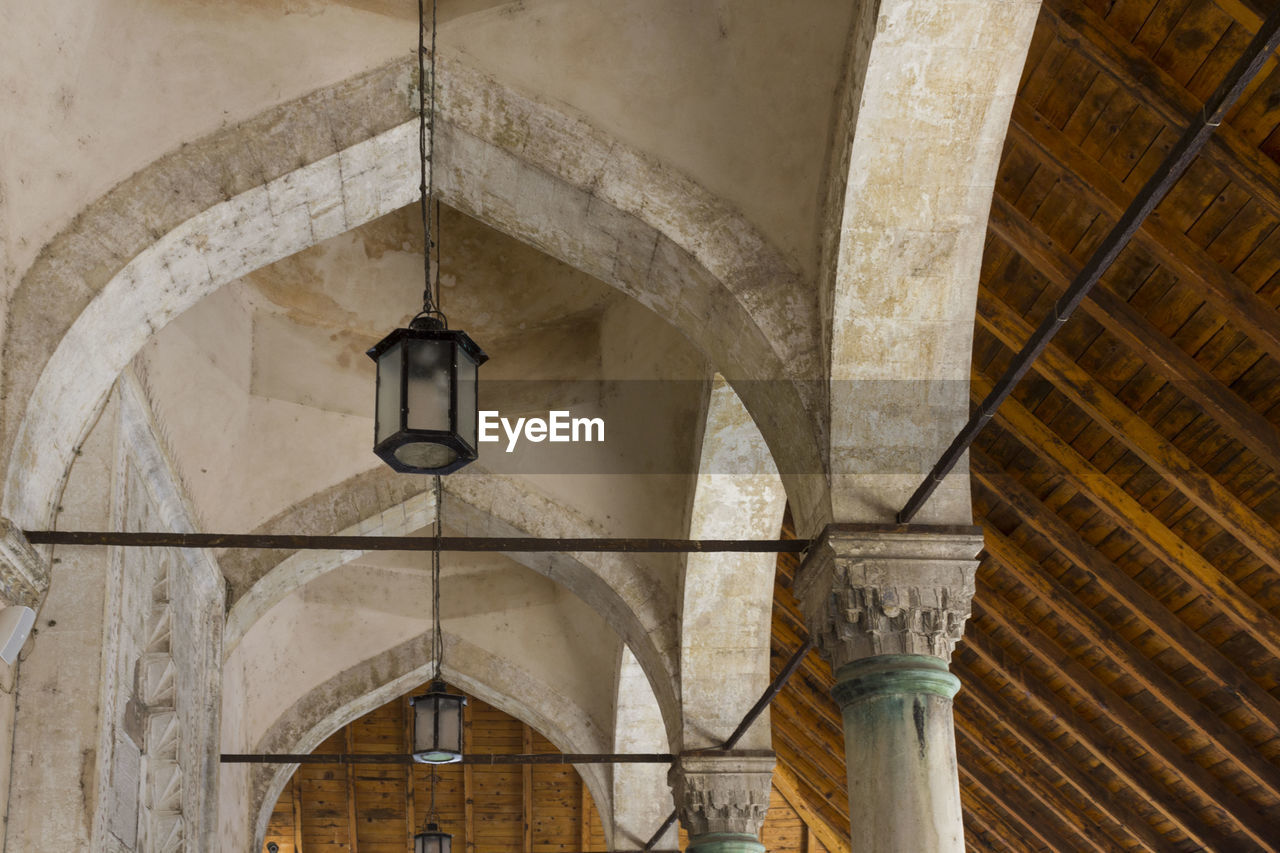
[0, 606, 35, 665]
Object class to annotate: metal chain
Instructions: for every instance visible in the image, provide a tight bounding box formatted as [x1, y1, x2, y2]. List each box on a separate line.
[433, 473, 443, 682]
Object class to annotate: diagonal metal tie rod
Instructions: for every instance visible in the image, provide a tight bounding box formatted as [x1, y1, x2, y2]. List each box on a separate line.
[897, 6, 1280, 524]
[641, 636, 815, 850]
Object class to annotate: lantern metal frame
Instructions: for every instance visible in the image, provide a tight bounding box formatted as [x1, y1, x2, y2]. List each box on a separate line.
[410, 680, 468, 764]
[367, 317, 489, 476]
[414, 822, 453, 853]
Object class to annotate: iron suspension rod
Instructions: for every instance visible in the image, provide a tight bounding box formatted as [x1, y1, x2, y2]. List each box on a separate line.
[897, 7, 1280, 524]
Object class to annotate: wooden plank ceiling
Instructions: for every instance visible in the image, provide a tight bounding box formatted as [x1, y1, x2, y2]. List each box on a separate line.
[262, 685, 819, 853]
[267, 0, 1280, 849]
[775, 0, 1280, 849]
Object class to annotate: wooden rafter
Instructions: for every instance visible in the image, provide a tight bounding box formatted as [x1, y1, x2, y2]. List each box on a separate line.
[970, 455, 1280, 732]
[1040, 0, 1280, 221]
[970, 369, 1280, 660]
[954, 665, 1172, 852]
[955, 731, 1079, 853]
[987, 193, 1280, 475]
[972, 590, 1279, 848]
[961, 631, 1235, 851]
[771, 762, 850, 853]
[975, 286, 1280, 577]
[955, 711, 1128, 852]
[981, 524, 1280, 797]
[1006, 99, 1280, 364]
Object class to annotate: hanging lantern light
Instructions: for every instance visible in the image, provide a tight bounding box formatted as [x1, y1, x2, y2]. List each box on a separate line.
[410, 680, 467, 764]
[368, 317, 488, 475]
[414, 823, 453, 853]
[372, 0, 487, 477]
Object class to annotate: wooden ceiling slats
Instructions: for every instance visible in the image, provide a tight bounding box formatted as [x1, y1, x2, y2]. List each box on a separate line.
[1047, 0, 1280, 220]
[956, 752, 1082, 853]
[974, 455, 1280, 727]
[988, 194, 1280, 475]
[973, 587, 1280, 840]
[960, 632, 1240, 851]
[1007, 100, 1280, 366]
[977, 289, 1280, 574]
[981, 526, 1280, 770]
[770, 762, 848, 853]
[955, 716, 1122, 852]
[971, 371, 1280, 664]
[956, 681, 1171, 852]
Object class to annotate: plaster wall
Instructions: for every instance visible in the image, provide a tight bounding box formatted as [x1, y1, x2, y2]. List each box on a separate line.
[5, 399, 117, 849]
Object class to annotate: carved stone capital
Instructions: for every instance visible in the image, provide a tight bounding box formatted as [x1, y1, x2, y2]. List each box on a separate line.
[0, 517, 49, 608]
[668, 752, 775, 839]
[793, 525, 983, 669]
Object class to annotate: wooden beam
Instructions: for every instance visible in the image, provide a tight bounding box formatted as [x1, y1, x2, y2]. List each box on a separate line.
[1006, 101, 1280, 364]
[522, 723, 533, 853]
[292, 773, 305, 853]
[345, 725, 360, 853]
[955, 712, 1133, 852]
[973, 588, 1279, 848]
[405, 696, 417, 848]
[957, 772, 1049, 853]
[961, 630, 1241, 852]
[961, 790, 1021, 853]
[1040, 0, 1280, 222]
[768, 737, 849, 835]
[771, 761, 850, 853]
[970, 368, 1280, 660]
[463, 701, 475, 853]
[954, 663, 1173, 852]
[954, 735, 1078, 853]
[976, 287, 1280, 578]
[987, 193, 1280, 475]
[981, 525, 1280, 796]
[970, 454, 1280, 733]
[579, 776, 591, 853]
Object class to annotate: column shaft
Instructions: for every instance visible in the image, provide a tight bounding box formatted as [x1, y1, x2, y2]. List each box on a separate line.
[835, 655, 963, 853]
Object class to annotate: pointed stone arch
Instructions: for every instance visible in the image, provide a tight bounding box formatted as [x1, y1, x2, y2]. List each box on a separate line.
[2, 53, 828, 551]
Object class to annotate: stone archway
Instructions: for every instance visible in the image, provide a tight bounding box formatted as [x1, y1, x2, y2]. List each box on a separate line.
[2, 52, 828, 550]
[223, 464, 684, 750]
[229, 631, 616, 852]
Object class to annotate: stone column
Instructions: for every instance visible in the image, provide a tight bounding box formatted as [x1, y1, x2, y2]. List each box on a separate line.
[794, 525, 983, 853]
[668, 752, 775, 853]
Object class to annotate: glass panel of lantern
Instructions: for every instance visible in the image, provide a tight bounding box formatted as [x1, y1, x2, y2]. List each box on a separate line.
[366, 320, 488, 476]
[410, 683, 467, 763]
[414, 825, 452, 853]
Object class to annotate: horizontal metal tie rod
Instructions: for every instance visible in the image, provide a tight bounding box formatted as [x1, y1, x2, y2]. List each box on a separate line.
[22, 523, 967, 553]
[25, 531, 808, 553]
[219, 751, 772, 765]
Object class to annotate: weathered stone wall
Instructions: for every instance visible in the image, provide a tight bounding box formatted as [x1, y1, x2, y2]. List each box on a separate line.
[5, 377, 223, 851]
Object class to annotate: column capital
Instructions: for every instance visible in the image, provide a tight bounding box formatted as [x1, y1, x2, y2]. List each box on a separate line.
[668, 751, 774, 842]
[794, 524, 983, 669]
[0, 517, 49, 609]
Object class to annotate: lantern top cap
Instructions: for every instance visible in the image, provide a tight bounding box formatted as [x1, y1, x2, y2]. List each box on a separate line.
[410, 681, 468, 705]
[365, 324, 489, 366]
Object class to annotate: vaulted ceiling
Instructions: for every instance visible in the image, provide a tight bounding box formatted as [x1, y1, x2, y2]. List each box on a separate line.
[251, 0, 1280, 849]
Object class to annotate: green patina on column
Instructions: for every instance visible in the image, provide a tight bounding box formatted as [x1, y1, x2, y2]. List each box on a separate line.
[832, 653, 960, 707]
[686, 832, 766, 853]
